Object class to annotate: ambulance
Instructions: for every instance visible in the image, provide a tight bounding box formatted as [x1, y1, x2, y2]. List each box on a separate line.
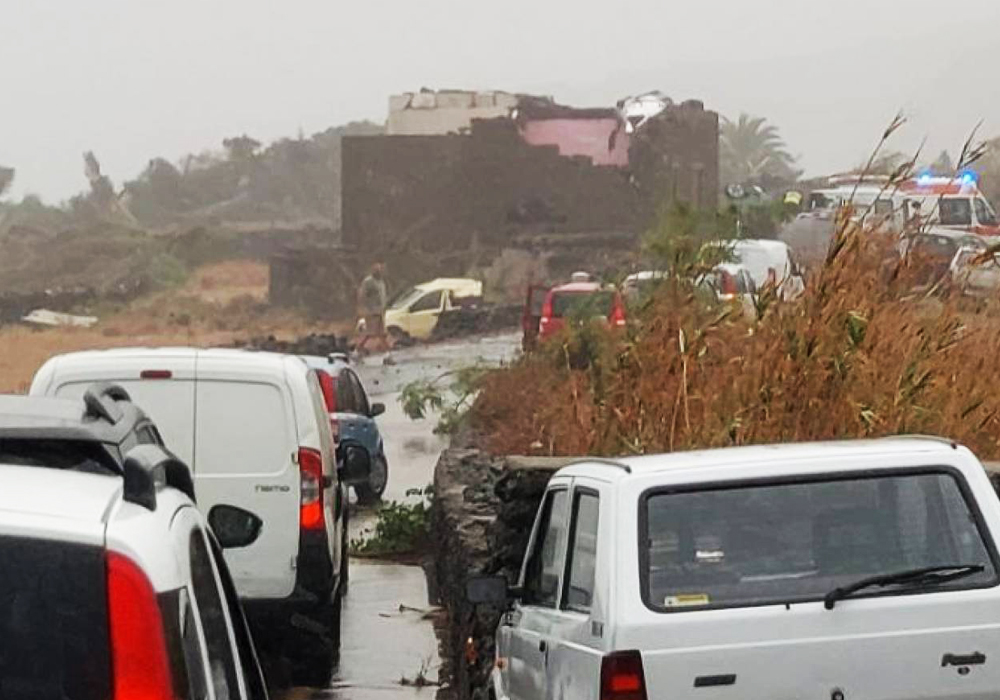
[898, 172, 1000, 237]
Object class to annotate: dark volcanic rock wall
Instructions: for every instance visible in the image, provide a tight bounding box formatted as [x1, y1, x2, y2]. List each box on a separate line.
[431, 448, 574, 699]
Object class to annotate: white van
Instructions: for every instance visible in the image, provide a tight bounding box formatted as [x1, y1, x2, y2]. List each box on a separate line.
[30, 347, 364, 686]
[469, 437, 1000, 700]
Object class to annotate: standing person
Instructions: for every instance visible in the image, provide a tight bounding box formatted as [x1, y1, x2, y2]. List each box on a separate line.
[356, 263, 388, 355]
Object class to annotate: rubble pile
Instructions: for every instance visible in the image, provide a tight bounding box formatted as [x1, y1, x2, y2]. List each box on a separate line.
[429, 304, 522, 342]
[235, 333, 349, 356]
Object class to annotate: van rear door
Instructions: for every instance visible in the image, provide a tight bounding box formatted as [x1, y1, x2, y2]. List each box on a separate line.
[193, 372, 299, 600]
[50, 358, 197, 466]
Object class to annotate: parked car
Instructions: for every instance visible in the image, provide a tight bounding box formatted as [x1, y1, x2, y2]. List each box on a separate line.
[538, 281, 627, 342]
[306, 354, 388, 505]
[0, 391, 268, 700]
[698, 263, 758, 318]
[950, 243, 1000, 297]
[469, 437, 1000, 700]
[706, 239, 805, 300]
[30, 348, 370, 687]
[622, 270, 669, 303]
[901, 229, 986, 290]
[385, 277, 483, 341]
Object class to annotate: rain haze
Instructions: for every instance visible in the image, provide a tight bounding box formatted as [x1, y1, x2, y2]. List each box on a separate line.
[4, 0, 1000, 200]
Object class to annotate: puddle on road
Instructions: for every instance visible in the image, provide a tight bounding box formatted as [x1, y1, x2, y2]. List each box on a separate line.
[280, 560, 442, 700]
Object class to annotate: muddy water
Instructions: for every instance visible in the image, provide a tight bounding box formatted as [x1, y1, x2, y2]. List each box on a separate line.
[282, 333, 519, 699]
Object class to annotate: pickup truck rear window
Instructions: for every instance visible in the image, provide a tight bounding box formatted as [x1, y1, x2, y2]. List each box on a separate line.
[551, 291, 614, 318]
[641, 470, 997, 611]
[0, 536, 110, 700]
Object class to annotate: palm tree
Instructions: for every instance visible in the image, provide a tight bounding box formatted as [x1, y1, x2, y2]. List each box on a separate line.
[720, 114, 798, 186]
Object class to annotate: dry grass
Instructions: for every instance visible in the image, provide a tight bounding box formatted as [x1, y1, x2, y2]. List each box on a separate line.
[471, 218, 1000, 461]
[0, 259, 346, 393]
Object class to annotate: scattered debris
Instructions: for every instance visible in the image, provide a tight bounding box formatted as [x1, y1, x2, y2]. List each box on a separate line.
[617, 91, 672, 133]
[22, 309, 99, 328]
[398, 658, 440, 688]
[237, 333, 348, 356]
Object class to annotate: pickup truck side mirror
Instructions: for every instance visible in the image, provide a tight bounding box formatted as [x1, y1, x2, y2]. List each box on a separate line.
[466, 575, 512, 605]
[338, 442, 371, 485]
[369, 402, 386, 418]
[209, 505, 263, 549]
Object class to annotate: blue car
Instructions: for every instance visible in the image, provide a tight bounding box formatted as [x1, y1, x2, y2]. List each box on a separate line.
[303, 354, 388, 505]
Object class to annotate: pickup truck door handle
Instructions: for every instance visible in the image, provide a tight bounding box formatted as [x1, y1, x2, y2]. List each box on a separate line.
[942, 652, 986, 667]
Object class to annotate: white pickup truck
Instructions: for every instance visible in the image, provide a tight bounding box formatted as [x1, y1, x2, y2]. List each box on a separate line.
[468, 438, 1000, 700]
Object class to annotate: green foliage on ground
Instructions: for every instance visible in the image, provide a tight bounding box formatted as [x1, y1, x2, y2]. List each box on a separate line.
[350, 487, 432, 557]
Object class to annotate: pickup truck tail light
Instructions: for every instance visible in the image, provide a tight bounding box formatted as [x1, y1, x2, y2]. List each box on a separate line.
[610, 295, 627, 327]
[601, 650, 648, 700]
[299, 447, 325, 530]
[106, 551, 175, 700]
[539, 295, 554, 331]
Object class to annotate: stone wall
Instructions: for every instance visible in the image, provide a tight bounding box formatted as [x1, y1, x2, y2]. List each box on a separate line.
[430, 448, 572, 699]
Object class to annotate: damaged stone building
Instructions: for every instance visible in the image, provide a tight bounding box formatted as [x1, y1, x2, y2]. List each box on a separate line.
[271, 89, 718, 315]
[343, 89, 718, 252]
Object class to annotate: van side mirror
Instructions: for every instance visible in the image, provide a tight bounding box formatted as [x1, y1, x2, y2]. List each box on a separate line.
[338, 443, 371, 485]
[370, 402, 386, 418]
[466, 575, 511, 605]
[209, 505, 264, 549]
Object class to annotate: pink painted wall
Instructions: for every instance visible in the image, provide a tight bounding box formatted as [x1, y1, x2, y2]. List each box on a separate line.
[519, 118, 630, 167]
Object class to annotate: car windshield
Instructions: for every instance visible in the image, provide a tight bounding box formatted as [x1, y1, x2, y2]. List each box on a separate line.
[550, 291, 615, 318]
[0, 536, 111, 700]
[389, 287, 425, 310]
[642, 471, 996, 611]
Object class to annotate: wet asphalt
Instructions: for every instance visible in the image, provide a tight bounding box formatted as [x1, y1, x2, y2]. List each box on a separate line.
[283, 333, 519, 699]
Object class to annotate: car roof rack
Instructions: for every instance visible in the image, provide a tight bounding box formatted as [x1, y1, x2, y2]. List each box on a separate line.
[566, 457, 632, 474]
[122, 444, 196, 511]
[882, 434, 958, 449]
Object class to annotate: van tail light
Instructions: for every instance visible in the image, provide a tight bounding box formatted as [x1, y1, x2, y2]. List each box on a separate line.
[719, 271, 738, 301]
[299, 447, 325, 530]
[601, 650, 648, 700]
[106, 551, 175, 700]
[610, 296, 627, 327]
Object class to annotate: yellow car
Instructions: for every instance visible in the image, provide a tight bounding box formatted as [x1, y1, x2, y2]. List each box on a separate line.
[384, 278, 483, 340]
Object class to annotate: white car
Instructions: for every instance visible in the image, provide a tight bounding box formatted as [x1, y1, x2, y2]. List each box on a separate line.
[0, 440, 268, 700]
[30, 348, 370, 686]
[707, 239, 805, 300]
[385, 277, 483, 340]
[470, 437, 1000, 700]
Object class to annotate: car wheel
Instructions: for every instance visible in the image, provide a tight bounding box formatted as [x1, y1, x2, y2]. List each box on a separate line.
[355, 455, 388, 505]
[285, 596, 340, 688]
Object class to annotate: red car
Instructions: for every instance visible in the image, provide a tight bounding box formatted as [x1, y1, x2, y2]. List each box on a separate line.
[537, 281, 627, 341]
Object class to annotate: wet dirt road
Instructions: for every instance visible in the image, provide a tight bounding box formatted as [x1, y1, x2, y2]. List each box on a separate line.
[284, 333, 519, 699]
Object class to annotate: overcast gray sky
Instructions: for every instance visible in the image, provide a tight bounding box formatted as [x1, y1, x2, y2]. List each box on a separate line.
[4, 0, 1000, 201]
